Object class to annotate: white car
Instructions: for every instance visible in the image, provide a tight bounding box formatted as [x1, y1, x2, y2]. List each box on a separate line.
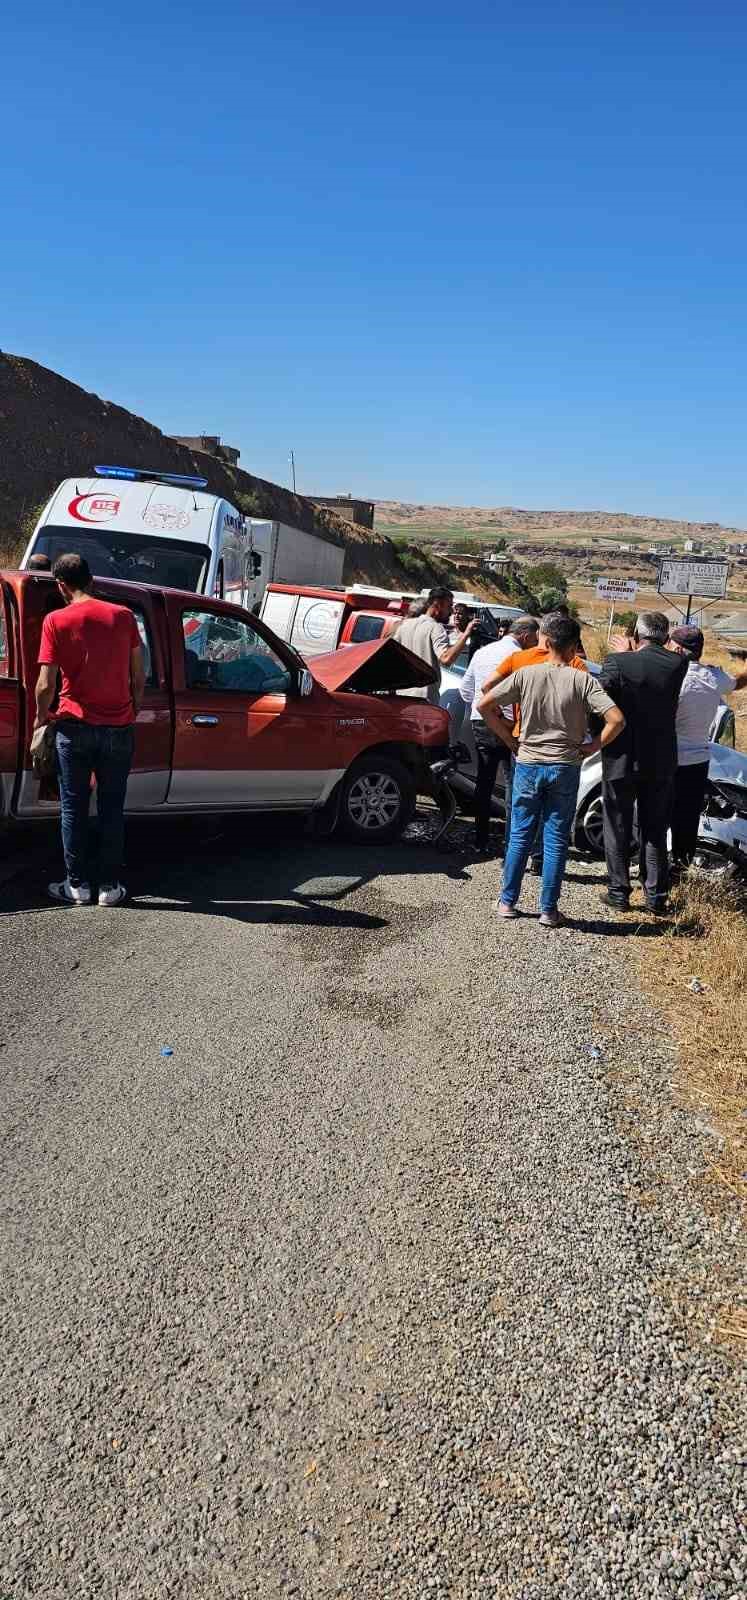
[439, 652, 606, 848]
[440, 653, 745, 860]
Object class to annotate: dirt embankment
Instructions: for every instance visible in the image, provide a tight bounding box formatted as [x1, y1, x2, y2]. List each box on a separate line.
[0, 352, 526, 604]
[0, 355, 413, 590]
[0, 354, 330, 546]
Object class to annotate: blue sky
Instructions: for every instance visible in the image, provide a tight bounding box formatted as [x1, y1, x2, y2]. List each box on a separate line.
[3, 1, 747, 524]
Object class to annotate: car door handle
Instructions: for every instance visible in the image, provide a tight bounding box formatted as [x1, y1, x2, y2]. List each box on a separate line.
[190, 714, 220, 726]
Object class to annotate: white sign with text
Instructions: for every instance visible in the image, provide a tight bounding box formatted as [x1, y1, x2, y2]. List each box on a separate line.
[595, 577, 639, 603]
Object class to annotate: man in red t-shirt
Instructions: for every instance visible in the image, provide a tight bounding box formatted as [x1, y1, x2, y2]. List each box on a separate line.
[35, 552, 146, 906]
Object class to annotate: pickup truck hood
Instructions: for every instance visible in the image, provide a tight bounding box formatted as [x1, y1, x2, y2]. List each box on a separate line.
[309, 637, 438, 694]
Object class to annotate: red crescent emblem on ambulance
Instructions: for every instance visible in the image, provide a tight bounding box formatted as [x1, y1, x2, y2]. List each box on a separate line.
[68, 494, 121, 522]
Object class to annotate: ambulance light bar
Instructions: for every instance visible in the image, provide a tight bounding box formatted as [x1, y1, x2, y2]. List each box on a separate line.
[94, 465, 209, 488]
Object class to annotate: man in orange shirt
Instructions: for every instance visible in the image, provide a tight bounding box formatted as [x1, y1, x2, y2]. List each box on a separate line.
[482, 612, 588, 870]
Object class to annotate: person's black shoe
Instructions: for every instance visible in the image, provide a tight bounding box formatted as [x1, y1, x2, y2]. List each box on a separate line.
[600, 890, 630, 910]
[528, 857, 543, 876]
[645, 899, 671, 917]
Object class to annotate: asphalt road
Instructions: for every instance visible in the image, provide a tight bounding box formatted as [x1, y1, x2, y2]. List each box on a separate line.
[1, 817, 744, 1599]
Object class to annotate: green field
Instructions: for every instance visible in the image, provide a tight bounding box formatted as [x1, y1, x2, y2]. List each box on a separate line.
[377, 523, 512, 543]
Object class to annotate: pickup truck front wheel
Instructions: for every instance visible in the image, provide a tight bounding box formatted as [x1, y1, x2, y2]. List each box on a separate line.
[339, 755, 415, 844]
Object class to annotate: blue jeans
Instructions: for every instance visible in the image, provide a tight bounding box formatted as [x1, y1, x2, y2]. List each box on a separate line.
[503, 754, 542, 864]
[55, 721, 135, 886]
[501, 762, 581, 914]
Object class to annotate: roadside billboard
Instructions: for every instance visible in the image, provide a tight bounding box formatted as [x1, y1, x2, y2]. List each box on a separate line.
[657, 559, 729, 599]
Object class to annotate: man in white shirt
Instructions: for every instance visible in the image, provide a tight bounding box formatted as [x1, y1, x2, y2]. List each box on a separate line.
[458, 615, 540, 851]
[669, 625, 747, 867]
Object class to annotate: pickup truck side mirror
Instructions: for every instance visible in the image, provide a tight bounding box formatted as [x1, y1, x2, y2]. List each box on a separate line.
[299, 669, 314, 698]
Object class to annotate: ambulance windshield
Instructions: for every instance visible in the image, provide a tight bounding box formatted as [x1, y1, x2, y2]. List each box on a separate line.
[32, 528, 210, 593]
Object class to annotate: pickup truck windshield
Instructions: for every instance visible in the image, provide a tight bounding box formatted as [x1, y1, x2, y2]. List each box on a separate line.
[31, 528, 210, 592]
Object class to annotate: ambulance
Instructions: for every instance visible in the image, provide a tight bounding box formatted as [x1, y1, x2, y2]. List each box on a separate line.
[20, 466, 262, 606]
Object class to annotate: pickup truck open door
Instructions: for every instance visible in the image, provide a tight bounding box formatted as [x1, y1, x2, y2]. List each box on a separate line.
[5, 576, 172, 818]
[0, 582, 21, 821]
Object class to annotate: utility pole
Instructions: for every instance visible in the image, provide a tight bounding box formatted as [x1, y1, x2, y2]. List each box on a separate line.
[289, 450, 296, 494]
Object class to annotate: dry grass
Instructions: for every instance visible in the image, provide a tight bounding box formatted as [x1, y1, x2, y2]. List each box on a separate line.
[583, 607, 747, 1347]
[636, 864, 747, 1312]
[0, 535, 23, 568]
[643, 873, 746, 1166]
[580, 621, 609, 662]
[634, 872, 747, 1348]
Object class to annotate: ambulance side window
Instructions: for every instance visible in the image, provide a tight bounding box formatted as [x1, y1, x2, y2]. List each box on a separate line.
[222, 535, 248, 603]
[222, 539, 244, 589]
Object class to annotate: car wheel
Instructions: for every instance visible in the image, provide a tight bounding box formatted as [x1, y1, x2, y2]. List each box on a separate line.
[340, 755, 415, 844]
[575, 787, 641, 857]
[575, 787, 605, 856]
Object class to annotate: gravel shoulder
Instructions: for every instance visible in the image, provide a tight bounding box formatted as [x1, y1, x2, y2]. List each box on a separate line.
[0, 821, 744, 1599]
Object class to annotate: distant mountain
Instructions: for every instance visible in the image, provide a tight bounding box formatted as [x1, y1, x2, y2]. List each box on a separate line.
[374, 499, 747, 545]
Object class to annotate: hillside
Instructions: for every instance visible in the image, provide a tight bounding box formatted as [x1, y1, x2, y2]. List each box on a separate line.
[0, 354, 370, 579]
[375, 498, 747, 547]
[0, 353, 527, 607]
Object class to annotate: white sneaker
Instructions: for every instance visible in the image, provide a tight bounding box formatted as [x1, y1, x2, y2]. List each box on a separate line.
[48, 878, 92, 906]
[98, 883, 127, 907]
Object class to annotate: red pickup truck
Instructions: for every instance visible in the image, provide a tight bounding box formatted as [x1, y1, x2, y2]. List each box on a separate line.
[0, 572, 449, 844]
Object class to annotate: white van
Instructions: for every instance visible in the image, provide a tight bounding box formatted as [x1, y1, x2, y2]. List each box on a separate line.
[20, 466, 262, 605]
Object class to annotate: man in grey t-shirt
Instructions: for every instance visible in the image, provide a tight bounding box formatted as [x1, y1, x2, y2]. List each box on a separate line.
[396, 587, 474, 707]
[479, 614, 625, 926]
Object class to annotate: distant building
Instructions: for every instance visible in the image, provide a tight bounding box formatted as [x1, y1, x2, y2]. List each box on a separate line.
[171, 434, 241, 466]
[308, 495, 375, 529]
[618, 542, 633, 552]
[683, 539, 701, 553]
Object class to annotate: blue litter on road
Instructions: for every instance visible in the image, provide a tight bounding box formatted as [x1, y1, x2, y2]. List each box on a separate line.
[160, 1047, 174, 1057]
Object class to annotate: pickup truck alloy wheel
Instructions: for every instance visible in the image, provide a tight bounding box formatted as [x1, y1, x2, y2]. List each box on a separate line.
[340, 755, 415, 843]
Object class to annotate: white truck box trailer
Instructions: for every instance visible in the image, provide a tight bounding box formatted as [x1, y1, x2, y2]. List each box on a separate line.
[249, 519, 345, 593]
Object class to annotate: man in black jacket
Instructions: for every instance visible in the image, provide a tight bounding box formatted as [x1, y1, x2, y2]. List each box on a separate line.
[600, 611, 687, 913]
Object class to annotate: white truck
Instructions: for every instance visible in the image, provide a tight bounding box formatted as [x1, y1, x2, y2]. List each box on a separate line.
[249, 518, 345, 591]
[20, 466, 345, 607]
